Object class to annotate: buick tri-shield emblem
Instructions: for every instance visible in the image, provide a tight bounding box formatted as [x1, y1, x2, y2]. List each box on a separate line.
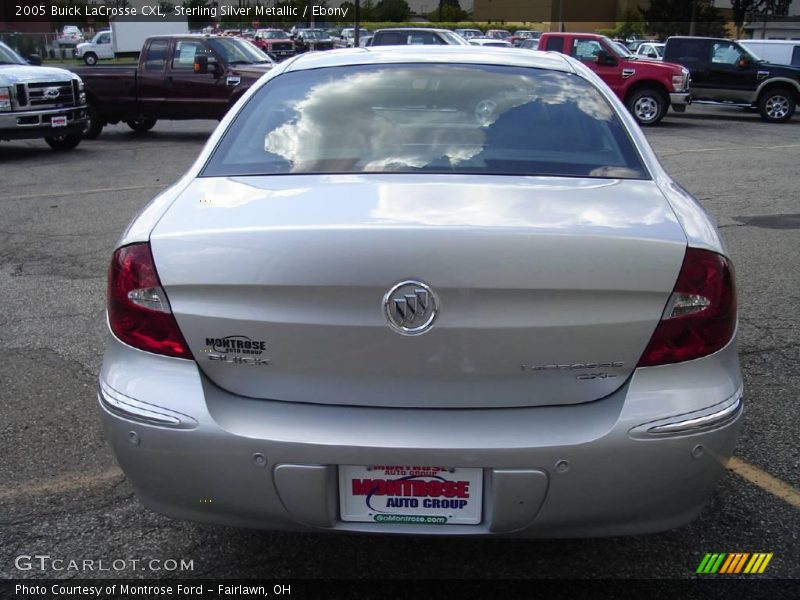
[383, 280, 439, 335]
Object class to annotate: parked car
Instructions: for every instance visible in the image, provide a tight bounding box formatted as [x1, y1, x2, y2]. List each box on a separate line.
[339, 27, 371, 47]
[664, 36, 800, 122]
[254, 29, 295, 60]
[75, 19, 190, 65]
[738, 39, 800, 67]
[626, 39, 648, 53]
[469, 38, 513, 48]
[508, 30, 540, 47]
[73, 35, 273, 139]
[485, 29, 512, 40]
[370, 28, 469, 46]
[56, 25, 83, 47]
[635, 42, 665, 60]
[538, 32, 690, 125]
[99, 45, 742, 537]
[0, 41, 87, 150]
[293, 29, 335, 53]
[519, 39, 539, 51]
[454, 28, 483, 40]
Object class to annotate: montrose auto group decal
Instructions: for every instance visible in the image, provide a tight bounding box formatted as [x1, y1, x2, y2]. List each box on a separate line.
[341, 466, 483, 525]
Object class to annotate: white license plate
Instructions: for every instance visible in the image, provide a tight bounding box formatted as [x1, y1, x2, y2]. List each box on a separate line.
[51, 116, 68, 128]
[339, 465, 483, 525]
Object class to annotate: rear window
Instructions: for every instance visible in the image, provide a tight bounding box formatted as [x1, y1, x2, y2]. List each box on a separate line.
[202, 64, 648, 179]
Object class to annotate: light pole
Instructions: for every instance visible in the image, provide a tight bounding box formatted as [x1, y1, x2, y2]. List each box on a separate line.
[354, 0, 360, 47]
[559, 0, 565, 32]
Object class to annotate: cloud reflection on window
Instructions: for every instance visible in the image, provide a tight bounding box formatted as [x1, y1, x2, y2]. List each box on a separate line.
[263, 66, 618, 174]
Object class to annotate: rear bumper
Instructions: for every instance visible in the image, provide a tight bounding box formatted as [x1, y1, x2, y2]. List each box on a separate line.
[98, 333, 742, 537]
[0, 106, 87, 140]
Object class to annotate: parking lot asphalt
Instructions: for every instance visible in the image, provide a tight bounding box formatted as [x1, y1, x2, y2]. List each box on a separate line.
[0, 106, 798, 581]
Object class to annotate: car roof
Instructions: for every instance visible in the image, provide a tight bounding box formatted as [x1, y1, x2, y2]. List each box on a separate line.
[281, 46, 575, 73]
[666, 36, 727, 41]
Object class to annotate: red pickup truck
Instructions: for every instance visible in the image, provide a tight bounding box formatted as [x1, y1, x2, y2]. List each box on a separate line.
[537, 33, 690, 125]
[73, 34, 273, 138]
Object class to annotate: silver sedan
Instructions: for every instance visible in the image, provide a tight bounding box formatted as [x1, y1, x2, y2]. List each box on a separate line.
[100, 46, 742, 537]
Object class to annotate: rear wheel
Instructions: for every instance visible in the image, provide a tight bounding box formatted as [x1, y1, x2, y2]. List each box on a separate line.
[626, 86, 668, 126]
[83, 52, 98, 66]
[759, 86, 796, 123]
[126, 117, 157, 133]
[45, 133, 82, 151]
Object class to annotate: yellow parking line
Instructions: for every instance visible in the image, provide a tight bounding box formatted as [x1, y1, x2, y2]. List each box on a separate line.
[0, 467, 123, 501]
[727, 457, 800, 510]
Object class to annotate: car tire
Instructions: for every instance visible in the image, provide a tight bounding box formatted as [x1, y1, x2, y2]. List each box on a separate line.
[126, 117, 157, 133]
[83, 103, 104, 139]
[83, 52, 98, 66]
[45, 133, 82, 151]
[758, 86, 796, 123]
[626, 86, 668, 126]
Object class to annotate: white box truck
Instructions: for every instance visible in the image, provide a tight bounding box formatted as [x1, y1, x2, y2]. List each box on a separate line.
[738, 39, 800, 67]
[74, 18, 189, 65]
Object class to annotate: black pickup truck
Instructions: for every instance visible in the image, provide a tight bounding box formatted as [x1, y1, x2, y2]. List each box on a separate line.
[72, 34, 273, 138]
[664, 36, 800, 122]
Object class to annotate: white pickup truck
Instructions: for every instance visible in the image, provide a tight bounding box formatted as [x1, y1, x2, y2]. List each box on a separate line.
[0, 42, 88, 150]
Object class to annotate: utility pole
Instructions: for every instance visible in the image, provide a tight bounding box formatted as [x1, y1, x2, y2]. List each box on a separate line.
[558, 0, 565, 32]
[689, 0, 697, 36]
[438, 0, 443, 22]
[354, 0, 360, 47]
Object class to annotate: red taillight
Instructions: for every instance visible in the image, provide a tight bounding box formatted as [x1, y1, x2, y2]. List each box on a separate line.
[107, 243, 192, 359]
[638, 248, 736, 367]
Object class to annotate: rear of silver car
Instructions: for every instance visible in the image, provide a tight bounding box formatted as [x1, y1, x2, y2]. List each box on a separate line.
[98, 48, 742, 536]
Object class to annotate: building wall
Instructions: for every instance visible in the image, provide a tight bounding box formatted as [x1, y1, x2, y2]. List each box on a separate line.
[473, 0, 648, 29]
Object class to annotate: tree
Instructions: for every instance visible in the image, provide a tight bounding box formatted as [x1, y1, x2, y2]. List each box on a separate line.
[640, 0, 728, 38]
[181, 0, 210, 29]
[427, 3, 468, 21]
[339, 1, 355, 22]
[596, 8, 646, 39]
[375, 0, 411, 21]
[731, 0, 793, 29]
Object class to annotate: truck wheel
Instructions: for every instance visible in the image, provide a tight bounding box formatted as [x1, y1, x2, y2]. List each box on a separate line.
[45, 133, 82, 151]
[83, 104, 104, 140]
[759, 87, 796, 123]
[83, 52, 98, 66]
[126, 117, 157, 133]
[626, 87, 667, 126]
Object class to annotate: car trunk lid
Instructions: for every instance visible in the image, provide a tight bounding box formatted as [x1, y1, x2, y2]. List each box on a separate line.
[149, 174, 686, 408]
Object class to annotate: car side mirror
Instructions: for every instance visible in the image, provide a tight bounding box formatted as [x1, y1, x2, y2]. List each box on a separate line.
[737, 57, 750, 69]
[212, 62, 224, 78]
[27, 54, 42, 66]
[596, 49, 617, 66]
[193, 55, 208, 74]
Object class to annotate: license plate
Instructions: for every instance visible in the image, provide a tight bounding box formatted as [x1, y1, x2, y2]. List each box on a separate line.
[339, 465, 483, 525]
[51, 116, 67, 128]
